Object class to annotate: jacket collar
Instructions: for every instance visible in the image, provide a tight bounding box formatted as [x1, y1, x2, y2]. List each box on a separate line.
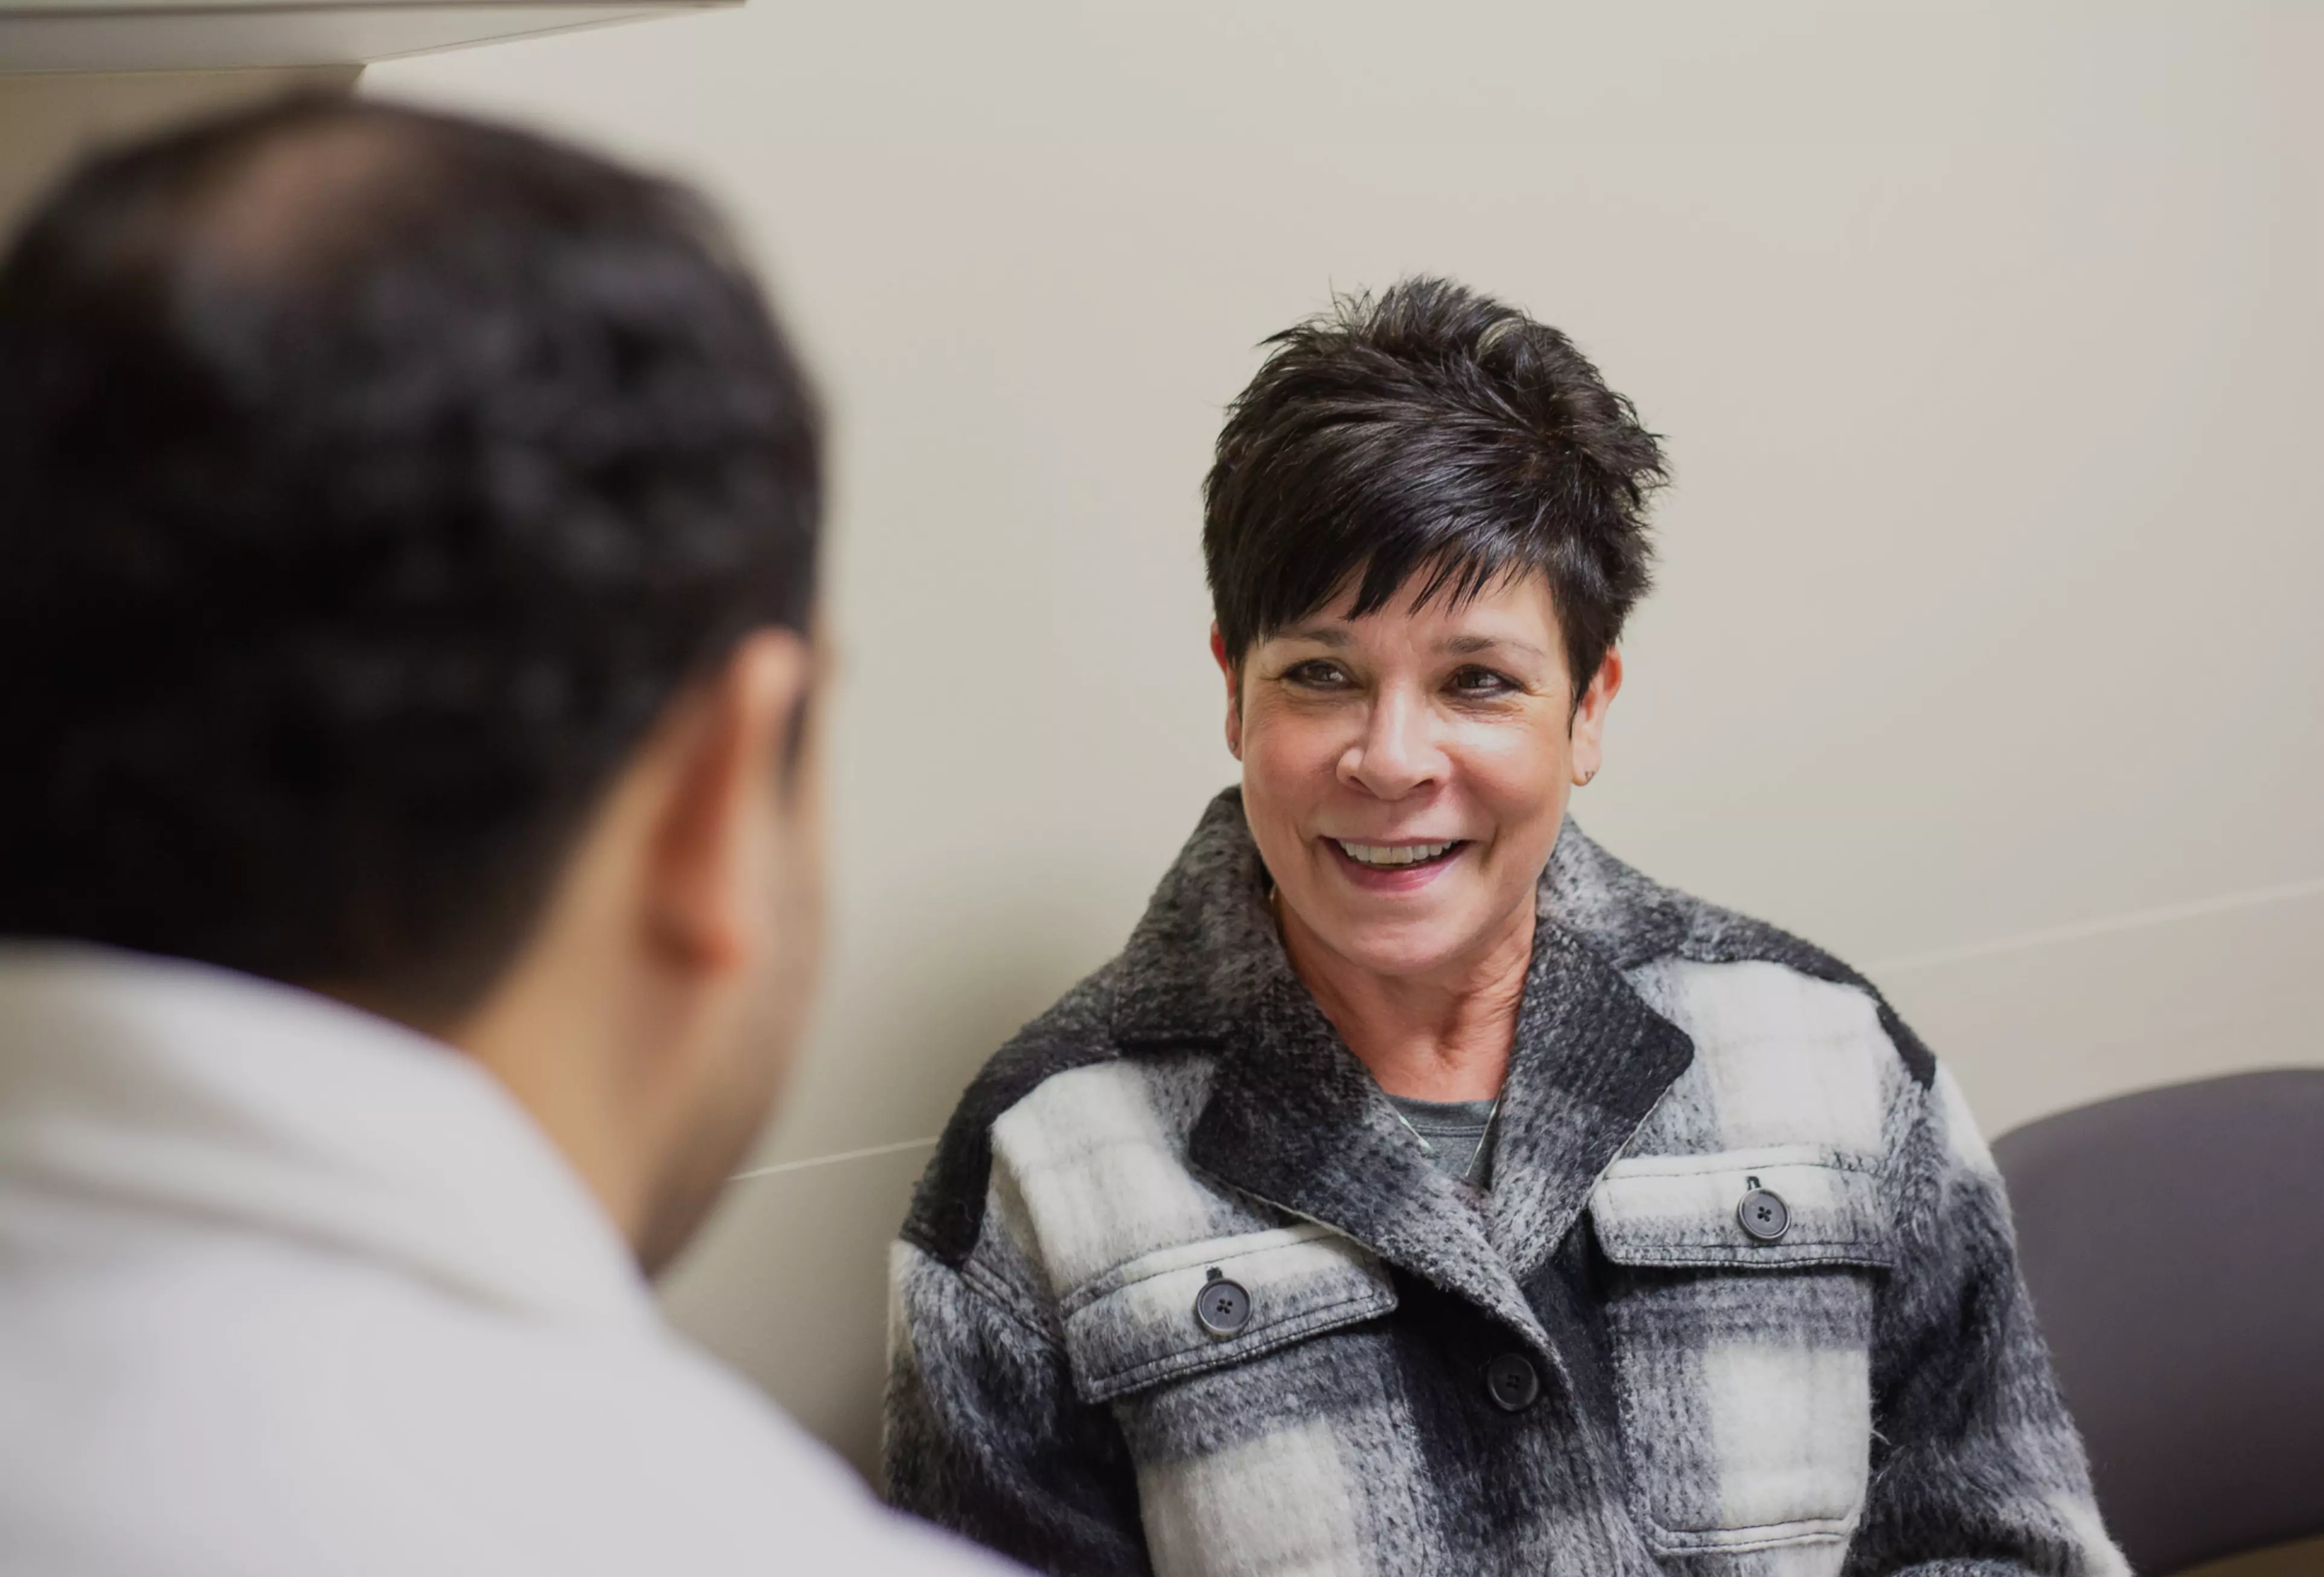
[1116, 790, 1695, 1342]
[0, 945, 656, 1330]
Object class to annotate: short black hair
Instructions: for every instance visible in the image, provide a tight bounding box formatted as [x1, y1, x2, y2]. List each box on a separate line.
[0, 97, 821, 1019]
[1203, 276, 1665, 703]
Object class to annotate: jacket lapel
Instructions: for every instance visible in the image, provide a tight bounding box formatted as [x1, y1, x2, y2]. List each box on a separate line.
[1186, 967, 1556, 1354]
[1484, 921, 1694, 1279]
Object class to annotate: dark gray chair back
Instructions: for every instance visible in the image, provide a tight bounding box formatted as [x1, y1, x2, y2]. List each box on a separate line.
[1993, 1069, 2324, 1575]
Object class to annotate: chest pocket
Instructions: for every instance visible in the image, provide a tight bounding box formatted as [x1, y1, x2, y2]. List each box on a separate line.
[1059, 1225, 1405, 1577]
[1588, 1148, 1891, 1561]
[1059, 1223, 1398, 1404]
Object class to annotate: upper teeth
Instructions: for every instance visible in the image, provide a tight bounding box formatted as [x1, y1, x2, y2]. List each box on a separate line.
[1337, 841, 1456, 867]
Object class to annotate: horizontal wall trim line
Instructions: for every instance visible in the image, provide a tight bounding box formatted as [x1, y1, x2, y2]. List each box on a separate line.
[729, 875, 2322, 1182]
[1868, 874, 2324, 978]
[729, 1135, 936, 1184]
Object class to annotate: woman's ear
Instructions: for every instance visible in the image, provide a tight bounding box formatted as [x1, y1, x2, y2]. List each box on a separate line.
[1209, 623, 1243, 760]
[1569, 648, 1624, 786]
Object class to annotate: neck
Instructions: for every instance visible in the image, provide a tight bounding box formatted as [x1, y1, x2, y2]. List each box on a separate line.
[1277, 894, 1535, 1103]
[433, 938, 666, 1261]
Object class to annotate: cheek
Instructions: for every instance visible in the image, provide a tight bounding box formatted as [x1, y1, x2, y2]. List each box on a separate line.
[1240, 709, 1341, 808]
[1460, 716, 1571, 823]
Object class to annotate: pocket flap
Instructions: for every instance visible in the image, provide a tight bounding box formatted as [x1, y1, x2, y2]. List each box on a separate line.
[1060, 1224, 1397, 1404]
[1589, 1147, 1892, 1270]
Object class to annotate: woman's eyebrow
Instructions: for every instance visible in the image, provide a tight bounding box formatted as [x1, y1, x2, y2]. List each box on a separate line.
[1277, 625, 1352, 648]
[1441, 633, 1547, 660]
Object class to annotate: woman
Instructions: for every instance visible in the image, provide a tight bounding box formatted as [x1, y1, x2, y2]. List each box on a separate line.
[885, 279, 2121, 1577]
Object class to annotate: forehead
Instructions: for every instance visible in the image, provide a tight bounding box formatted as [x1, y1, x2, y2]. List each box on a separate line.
[1271, 567, 1564, 658]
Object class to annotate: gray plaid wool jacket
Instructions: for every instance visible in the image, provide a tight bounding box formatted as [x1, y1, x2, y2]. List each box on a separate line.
[885, 790, 2125, 1577]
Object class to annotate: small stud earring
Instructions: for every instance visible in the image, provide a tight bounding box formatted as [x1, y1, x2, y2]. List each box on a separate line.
[1576, 766, 1598, 786]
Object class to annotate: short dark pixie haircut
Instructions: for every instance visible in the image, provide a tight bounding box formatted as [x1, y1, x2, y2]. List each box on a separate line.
[1204, 276, 1665, 705]
[0, 97, 820, 1020]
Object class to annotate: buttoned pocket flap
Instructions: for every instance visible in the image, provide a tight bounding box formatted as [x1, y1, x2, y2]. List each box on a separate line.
[1589, 1148, 1892, 1270]
[1061, 1224, 1398, 1404]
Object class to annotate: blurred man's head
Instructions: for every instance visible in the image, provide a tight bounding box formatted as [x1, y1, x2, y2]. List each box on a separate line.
[0, 98, 826, 1273]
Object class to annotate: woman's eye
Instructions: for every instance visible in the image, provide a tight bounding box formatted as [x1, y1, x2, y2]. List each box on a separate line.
[1450, 666, 1516, 695]
[1285, 660, 1348, 687]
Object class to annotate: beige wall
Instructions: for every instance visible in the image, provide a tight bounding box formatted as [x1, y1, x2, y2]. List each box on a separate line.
[163, 1, 2324, 1473]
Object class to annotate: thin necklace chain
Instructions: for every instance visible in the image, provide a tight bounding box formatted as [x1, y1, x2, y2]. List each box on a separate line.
[1387, 1094, 1503, 1187]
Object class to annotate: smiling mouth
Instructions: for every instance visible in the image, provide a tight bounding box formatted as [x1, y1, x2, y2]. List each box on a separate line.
[1331, 839, 1467, 870]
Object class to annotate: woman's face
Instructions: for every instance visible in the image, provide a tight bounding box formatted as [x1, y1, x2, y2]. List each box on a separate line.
[1219, 570, 1618, 982]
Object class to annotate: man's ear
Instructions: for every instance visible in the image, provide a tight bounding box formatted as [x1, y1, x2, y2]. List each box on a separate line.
[1568, 647, 1624, 786]
[1209, 622, 1243, 761]
[643, 628, 815, 976]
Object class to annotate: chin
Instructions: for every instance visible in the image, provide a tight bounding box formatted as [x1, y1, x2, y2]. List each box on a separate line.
[1307, 911, 1479, 980]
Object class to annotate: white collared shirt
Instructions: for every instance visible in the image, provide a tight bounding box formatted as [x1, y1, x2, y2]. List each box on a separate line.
[0, 945, 1012, 1576]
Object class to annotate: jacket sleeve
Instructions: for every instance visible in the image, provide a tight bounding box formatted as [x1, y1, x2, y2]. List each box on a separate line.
[1844, 1064, 2128, 1577]
[884, 1238, 1151, 1577]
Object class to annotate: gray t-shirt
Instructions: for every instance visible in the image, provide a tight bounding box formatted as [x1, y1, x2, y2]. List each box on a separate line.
[1384, 1094, 1499, 1187]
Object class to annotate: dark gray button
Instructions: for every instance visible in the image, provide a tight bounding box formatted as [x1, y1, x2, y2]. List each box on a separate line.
[1737, 1187, 1790, 1243]
[1194, 1273, 1250, 1337]
[1484, 1352, 1540, 1412]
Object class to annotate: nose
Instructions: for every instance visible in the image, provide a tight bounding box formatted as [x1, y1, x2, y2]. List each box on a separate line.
[1339, 685, 1445, 800]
